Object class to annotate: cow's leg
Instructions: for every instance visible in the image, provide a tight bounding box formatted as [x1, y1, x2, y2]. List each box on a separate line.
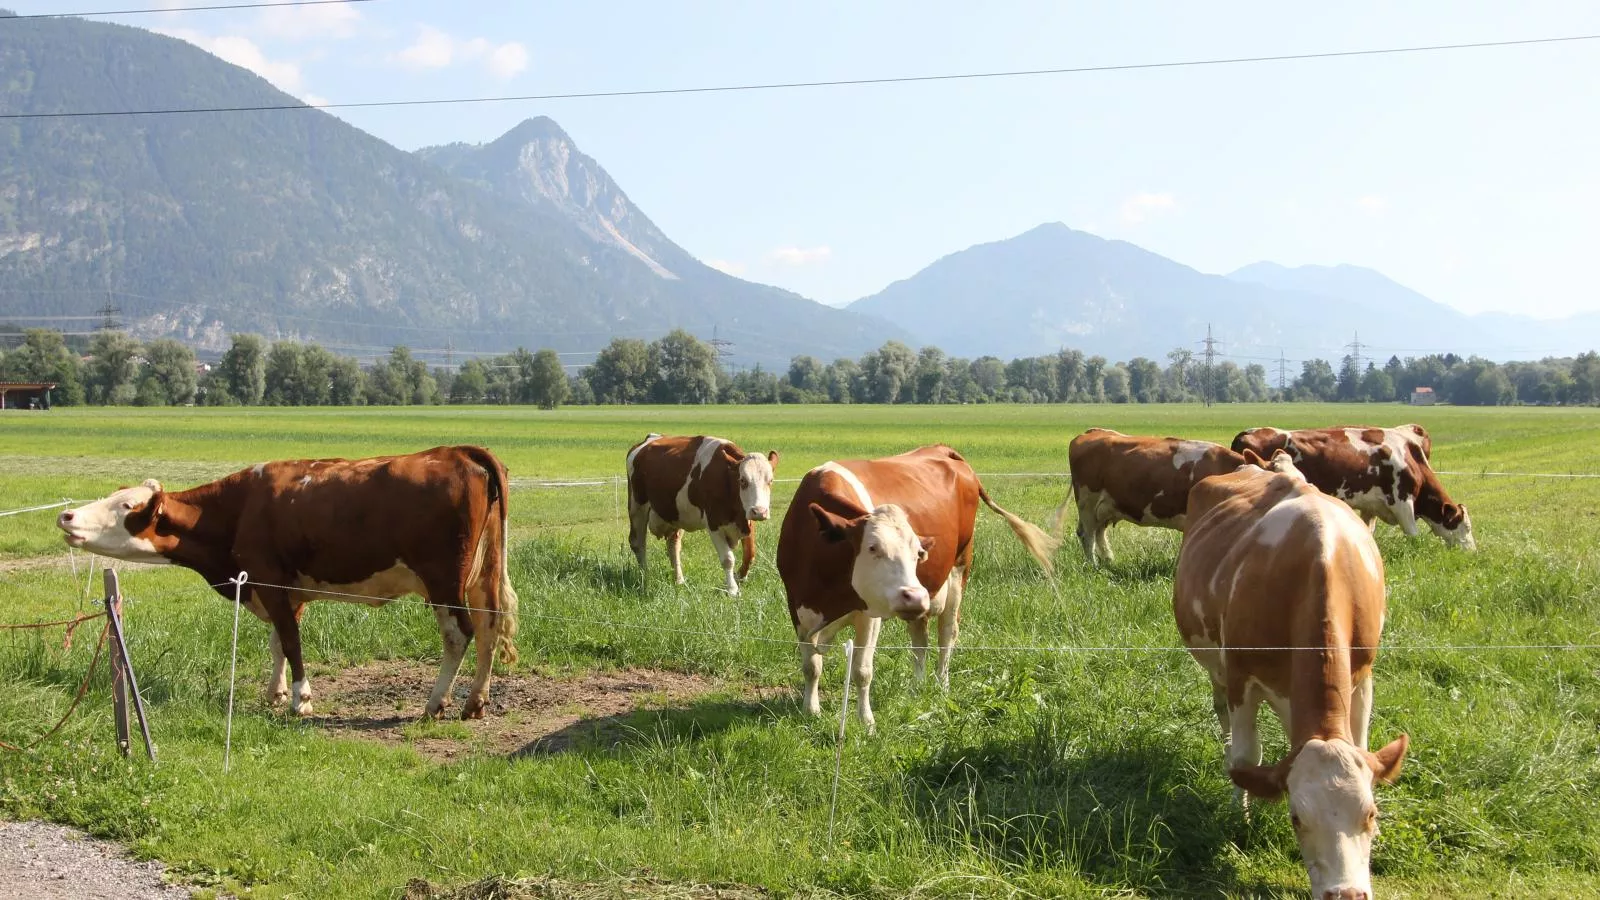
[1394, 499, 1420, 537]
[849, 611, 882, 733]
[708, 528, 739, 596]
[458, 564, 503, 719]
[906, 615, 930, 683]
[736, 530, 756, 582]
[425, 605, 471, 720]
[239, 592, 290, 705]
[667, 529, 686, 586]
[798, 616, 848, 717]
[628, 501, 650, 573]
[935, 566, 966, 690]
[1095, 521, 1114, 564]
[1350, 675, 1373, 751]
[258, 585, 313, 715]
[1075, 496, 1099, 563]
[1227, 695, 1263, 808]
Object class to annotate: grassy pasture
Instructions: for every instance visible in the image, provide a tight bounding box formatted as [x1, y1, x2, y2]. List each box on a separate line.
[0, 403, 1597, 898]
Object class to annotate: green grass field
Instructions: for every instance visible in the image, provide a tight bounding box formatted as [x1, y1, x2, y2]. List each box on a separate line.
[1, 404, 1597, 898]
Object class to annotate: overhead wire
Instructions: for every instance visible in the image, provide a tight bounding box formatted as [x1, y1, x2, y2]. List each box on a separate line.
[1, 0, 374, 19]
[3, 33, 1599, 120]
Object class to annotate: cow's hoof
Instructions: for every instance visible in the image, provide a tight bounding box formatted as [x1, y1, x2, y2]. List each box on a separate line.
[268, 689, 289, 707]
[460, 701, 486, 720]
[292, 699, 314, 716]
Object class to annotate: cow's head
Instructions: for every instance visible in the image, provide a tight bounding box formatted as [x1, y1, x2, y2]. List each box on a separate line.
[1427, 502, 1475, 550]
[810, 501, 932, 620]
[737, 450, 779, 521]
[57, 480, 173, 565]
[1231, 735, 1409, 900]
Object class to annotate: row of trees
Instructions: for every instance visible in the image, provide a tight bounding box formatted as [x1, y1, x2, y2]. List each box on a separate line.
[4, 327, 1598, 408]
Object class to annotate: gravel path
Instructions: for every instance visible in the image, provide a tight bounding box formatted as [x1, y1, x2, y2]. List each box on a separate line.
[0, 820, 191, 899]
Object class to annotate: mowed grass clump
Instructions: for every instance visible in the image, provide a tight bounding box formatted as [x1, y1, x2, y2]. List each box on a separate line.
[0, 403, 1597, 897]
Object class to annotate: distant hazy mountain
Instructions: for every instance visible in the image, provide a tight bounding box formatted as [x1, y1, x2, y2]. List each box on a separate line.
[0, 13, 902, 367]
[850, 223, 1599, 361]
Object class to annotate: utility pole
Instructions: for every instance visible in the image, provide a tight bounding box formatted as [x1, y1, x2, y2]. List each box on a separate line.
[445, 339, 454, 369]
[1344, 331, 1366, 372]
[709, 325, 734, 370]
[1277, 350, 1289, 396]
[96, 292, 123, 331]
[1197, 324, 1222, 407]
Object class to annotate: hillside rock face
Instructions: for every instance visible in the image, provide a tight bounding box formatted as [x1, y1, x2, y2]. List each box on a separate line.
[0, 16, 902, 366]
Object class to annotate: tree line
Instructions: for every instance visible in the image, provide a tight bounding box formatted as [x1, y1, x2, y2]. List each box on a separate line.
[3, 326, 1597, 408]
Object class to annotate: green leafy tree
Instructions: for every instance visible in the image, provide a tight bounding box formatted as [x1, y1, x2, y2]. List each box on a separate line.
[328, 356, 365, 405]
[0, 329, 84, 405]
[1294, 359, 1338, 401]
[526, 349, 570, 409]
[585, 338, 653, 404]
[218, 334, 267, 405]
[139, 338, 197, 406]
[650, 329, 719, 404]
[84, 330, 142, 405]
[451, 359, 488, 403]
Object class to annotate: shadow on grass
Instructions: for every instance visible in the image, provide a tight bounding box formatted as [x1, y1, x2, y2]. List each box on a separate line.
[509, 697, 778, 759]
[897, 722, 1297, 897]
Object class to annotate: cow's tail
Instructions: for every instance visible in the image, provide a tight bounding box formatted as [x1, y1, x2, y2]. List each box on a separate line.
[464, 446, 519, 667]
[978, 485, 1061, 575]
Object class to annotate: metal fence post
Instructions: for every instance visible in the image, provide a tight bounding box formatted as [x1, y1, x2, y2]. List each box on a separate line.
[103, 570, 156, 762]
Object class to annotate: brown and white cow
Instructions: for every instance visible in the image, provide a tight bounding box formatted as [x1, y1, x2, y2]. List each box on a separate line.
[777, 445, 1059, 731]
[1175, 450, 1409, 900]
[1231, 425, 1473, 549]
[57, 446, 519, 720]
[625, 433, 778, 596]
[1059, 428, 1252, 564]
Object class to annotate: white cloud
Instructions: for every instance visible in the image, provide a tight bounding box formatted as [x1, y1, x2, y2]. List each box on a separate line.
[158, 27, 304, 92]
[394, 26, 528, 79]
[302, 93, 331, 108]
[257, 2, 363, 40]
[706, 259, 747, 276]
[1356, 194, 1388, 215]
[1119, 192, 1177, 225]
[767, 246, 832, 266]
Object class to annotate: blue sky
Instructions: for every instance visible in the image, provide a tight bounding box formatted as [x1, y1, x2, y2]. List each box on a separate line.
[22, 0, 1600, 317]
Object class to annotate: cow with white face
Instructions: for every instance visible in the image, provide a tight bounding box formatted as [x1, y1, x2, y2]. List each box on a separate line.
[1176, 450, 1409, 899]
[625, 434, 779, 596]
[58, 446, 519, 720]
[778, 445, 1058, 732]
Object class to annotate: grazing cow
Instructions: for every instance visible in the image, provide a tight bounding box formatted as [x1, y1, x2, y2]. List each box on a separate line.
[777, 445, 1059, 731]
[57, 446, 519, 720]
[625, 434, 778, 596]
[1175, 450, 1409, 900]
[1231, 425, 1473, 549]
[1059, 428, 1252, 564]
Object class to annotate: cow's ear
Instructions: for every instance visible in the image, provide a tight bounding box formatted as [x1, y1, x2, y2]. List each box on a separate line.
[810, 503, 862, 543]
[142, 478, 163, 492]
[1229, 762, 1288, 801]
[1241, 449, 1267, 468]
[917, 535, 935, 562]
[1368, 733, 1409, 785]
[766, 450, 780, 468]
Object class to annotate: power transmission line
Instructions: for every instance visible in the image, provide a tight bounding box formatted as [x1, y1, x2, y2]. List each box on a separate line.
[1197, 324, 1222, 407]
[6, 33, 1600, 120]
[0, 0, 374, 19]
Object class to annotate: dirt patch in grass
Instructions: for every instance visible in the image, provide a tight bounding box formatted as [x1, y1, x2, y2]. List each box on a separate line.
[310, 660, 759, 762]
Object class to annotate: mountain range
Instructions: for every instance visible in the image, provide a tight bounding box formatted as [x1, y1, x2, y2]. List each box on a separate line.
[850, 224, 1600, 363]
[2, 11, 1594, 369]
[0, 12, 903, 368]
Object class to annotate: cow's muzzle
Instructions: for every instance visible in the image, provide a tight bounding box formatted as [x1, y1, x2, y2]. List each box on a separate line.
[892, 585, 930, 619]
[57, 510, 87, 547]
[748, 506, 770, 522]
